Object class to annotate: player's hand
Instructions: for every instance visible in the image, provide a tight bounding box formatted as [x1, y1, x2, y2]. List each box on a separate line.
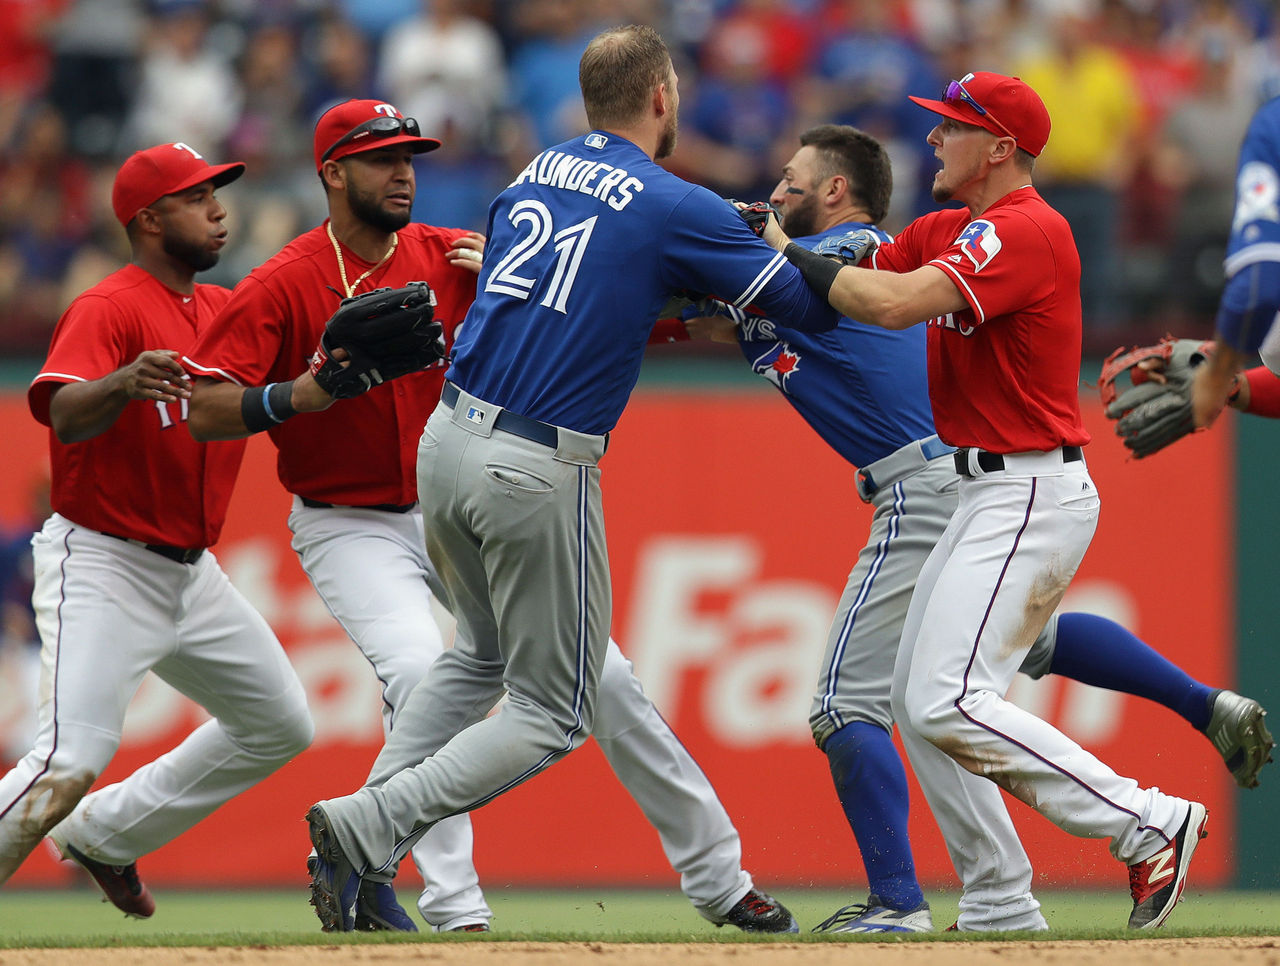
[446, 232, 486, 275]
[814, 229, 880, 266]
[293, 351, 347, 411]
[120, 350, 192, 403]
[730, 200, 788, 252]
[683, 314, 739, 344]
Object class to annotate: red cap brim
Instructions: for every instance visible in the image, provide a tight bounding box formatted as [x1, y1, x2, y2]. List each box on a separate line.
[324, 134, 442, 168]
[908, 94, 991, 132]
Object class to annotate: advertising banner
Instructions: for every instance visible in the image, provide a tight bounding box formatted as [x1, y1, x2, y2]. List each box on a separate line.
[1, 387, 1235, 891]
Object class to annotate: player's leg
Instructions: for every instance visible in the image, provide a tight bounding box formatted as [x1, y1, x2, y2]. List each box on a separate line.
[0, 520, 160, 887]
[289, 504, 491, 931]
[806, 462, 956, 933]
[900, 468, 1204, 927]
[890, 522, 1046, 933]
[591, 638, 796, 932]
[50, 551, 312, 865]
[1022, 613, 1273, 787]
[310, 410, 610, 881]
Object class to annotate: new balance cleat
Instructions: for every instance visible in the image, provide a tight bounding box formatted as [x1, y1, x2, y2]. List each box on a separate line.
[1128, 801, 1208, 928]
[49, 832, 155, 919]
[812, 895, 933, 934]
[306, 804, 360, 932]
[353, 878, 418, 931]
[711, 888, 799, 933]
[1206, 690, 1274, 788]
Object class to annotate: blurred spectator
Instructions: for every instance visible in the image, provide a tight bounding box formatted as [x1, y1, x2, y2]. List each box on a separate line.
[1109, 0, 1201, 329]
[505, 0, 599, 152]
[411, 119, 508, 231]
[227, 19, 312, 173]
[334, 0, 419, 43]
[377, 0, 507, 145]
[1015, 8, 1140, 337]
[1152, 37, 1256, 326]
[301, 14, 379, 116]
[672, 13, 795, 199]
[44, 0, 145, 158]
[125, 3, 242, 153]
[0, 0, 66, 148]
[0, 106, 95, 352]
[0, 472, 49, 768]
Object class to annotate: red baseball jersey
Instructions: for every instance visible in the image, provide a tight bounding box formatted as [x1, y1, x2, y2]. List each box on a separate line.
[28, 265, 246, 547]
[871, 187, 1090, 453]
[184, 222, 476, 506]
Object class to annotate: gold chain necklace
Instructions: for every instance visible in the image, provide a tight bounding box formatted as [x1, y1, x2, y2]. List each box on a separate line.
[326, 221, 398, 299]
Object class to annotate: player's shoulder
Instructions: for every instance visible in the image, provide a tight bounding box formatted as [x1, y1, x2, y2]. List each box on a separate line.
[400, 222, 472, 246]
[247, 225, 330, 284]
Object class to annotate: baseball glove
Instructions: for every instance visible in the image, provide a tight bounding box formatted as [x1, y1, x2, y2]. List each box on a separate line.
[1098, 336, 1215, 458]
[814, 228, 880, 266]
[729, 199, 779, 238]
[308, 282, 443, 399]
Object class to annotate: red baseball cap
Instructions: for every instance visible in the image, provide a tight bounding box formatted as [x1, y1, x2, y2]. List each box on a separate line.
[111, 143, 245, 227]
[908, 71, 1051, 158]
[313, 99, 441, 171]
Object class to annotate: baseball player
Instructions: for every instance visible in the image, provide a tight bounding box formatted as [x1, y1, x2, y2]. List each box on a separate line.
[298, 26, 841, 933]
[1105, 97, 1280, 449]
[689, 124, 1271, 933]
[0, 144, 313, 909]
[758, 72, 1209, 931]
[184, 97, 800, 933]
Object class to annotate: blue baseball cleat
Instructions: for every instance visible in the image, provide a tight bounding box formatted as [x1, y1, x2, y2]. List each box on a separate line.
[305, 804, 360, 932]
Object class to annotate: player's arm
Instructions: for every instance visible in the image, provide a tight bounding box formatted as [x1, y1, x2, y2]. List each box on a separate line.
[48, 349, 191, 444]
[187, 371, 335, 441]
[761, 219, 965, 329]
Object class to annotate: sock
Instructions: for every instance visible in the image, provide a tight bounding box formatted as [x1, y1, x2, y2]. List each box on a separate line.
[1051, 612, 1215, 730]
[824, 721, 923, 910]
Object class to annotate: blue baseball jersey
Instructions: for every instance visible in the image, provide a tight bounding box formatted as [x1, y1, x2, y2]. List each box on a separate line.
[447, 131, 840, 435]
[735, 223, 936, 469]
[1218, 96, 1280, 353]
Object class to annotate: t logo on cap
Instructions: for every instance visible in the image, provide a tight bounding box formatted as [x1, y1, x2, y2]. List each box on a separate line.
[313, 99, 442, 171]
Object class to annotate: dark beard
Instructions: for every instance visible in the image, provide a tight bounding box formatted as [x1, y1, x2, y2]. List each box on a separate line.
[163, 234, 220, 273]
[349, 185, 412, 233]
[656, 114, 678, 161]
[780, 193, 821, 238]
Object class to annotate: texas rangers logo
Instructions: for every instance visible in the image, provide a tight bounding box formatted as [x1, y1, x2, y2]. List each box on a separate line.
[954, 220, 1002, 271]
[750, 342, 802, 391]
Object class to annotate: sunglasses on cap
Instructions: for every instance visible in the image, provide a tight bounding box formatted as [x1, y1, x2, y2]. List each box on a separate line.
[320, 115, 422, 164]
[942, 79, 1016, 141]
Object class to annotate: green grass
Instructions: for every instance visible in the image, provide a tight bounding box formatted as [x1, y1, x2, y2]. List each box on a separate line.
[2, 888, 1280, 947]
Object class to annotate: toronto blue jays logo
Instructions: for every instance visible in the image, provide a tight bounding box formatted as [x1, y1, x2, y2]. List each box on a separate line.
[750, 342, 802, 391]
[955, 220, 1001, 271]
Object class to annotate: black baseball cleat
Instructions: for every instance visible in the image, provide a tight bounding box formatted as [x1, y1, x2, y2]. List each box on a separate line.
[353, 879, 418, 931]
[1127, 801, 1209, 928]
[306, 804, 361, 932]
[711, 888, 799, 933]
[50, 833, 155, 919]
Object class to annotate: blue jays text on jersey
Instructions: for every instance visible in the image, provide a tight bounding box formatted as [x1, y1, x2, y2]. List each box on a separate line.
[734, 223, 937, 470]
[447, 130, 839, 436]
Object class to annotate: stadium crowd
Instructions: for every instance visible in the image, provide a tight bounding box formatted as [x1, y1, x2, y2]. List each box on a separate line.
[1, 0, 1279, 357]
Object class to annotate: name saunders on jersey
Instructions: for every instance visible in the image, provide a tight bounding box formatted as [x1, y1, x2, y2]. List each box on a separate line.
[511, 149, 645, 212]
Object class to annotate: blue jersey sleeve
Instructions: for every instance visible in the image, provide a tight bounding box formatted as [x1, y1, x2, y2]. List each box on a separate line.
[660, 187, 840, 334]
[1218, 98, 1280, 353]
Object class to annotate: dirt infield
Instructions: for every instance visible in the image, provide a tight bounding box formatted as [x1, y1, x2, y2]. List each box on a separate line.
[2, 938, 1277, 966]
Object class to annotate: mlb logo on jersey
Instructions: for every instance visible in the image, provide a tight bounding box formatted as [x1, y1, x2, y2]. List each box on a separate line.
[955, 220, 1001, 271]
[585, 133, 609, 149]
[465, 406, 486, 425]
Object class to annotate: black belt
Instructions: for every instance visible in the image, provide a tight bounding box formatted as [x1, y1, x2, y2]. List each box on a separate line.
[300, 497, 418, 513]
[953, 445, 1083, 478]
[102, 532, 205, 565]
[442, 382, 559, 448]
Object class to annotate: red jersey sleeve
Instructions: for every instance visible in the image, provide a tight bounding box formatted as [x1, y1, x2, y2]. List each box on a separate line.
[185, 274, 296, 386]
